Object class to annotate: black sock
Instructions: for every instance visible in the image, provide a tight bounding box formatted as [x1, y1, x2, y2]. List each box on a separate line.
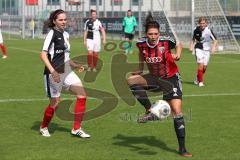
[174, 115, 186, 153]
[130, 84, 151, 111]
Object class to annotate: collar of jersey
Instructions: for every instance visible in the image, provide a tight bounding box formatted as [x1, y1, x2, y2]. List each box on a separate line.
[53, 27, 64, 33]
[146, 37, 160, 48]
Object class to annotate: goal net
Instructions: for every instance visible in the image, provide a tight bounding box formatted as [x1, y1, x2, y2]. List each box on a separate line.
[141, 0, 240, 53]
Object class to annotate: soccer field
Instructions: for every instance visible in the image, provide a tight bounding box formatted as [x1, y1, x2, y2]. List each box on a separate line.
[0, 38, 240, 160]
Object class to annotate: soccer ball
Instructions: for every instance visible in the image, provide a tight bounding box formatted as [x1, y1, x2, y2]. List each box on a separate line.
[150, 100, 171, 119]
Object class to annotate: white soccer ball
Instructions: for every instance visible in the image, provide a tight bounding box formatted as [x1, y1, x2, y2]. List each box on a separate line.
[150, 100, 171, 119]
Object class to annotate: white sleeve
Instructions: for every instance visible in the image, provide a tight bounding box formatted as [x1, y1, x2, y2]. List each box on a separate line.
[42, 30, 54, 52]
[99, 20, 103, 29]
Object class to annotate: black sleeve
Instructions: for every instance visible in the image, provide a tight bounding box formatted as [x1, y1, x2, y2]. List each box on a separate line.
[168, 37, 176, 50]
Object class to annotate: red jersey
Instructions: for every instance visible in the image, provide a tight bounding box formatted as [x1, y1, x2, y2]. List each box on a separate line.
[136, 36, 179, 79]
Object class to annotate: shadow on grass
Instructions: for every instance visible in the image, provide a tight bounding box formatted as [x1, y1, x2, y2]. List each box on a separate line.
[112, 134, 178, 156]
[182, 81, 196, 86]
[31, 121, 69, 134]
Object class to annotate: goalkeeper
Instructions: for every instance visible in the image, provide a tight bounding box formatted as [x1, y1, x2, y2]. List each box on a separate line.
[122, 10, 137, 54]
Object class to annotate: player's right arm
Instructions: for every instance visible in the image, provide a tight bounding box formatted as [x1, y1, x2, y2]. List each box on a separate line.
[189, 34, 195, 52]
[40, 52, 60, 83]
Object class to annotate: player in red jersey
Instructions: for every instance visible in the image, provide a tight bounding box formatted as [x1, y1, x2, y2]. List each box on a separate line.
[127, 12, 192, 157]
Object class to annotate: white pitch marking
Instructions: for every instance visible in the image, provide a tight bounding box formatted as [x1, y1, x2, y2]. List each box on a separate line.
[0, 92, 240, 103]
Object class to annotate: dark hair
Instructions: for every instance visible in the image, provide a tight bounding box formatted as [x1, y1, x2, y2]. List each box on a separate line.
[91, 9, 97, 13]
[198, 16, 207, 23]
[48, 9, 65, 28]
[127, 10, 132, 12]
[145, 11, 159, 33]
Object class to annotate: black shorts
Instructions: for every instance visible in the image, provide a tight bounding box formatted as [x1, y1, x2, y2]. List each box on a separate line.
[125, 33, 134, 40]
[142, 73, 183, 100]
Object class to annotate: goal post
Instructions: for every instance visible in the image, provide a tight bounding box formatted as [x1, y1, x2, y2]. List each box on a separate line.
[141, 0, 240, 53]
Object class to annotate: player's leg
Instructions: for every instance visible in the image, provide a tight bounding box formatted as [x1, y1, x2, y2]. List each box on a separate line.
[87, 39, 94, 71]
[40, 74, 62, 137]
[128, 74, 152, 111]
[124, 33, 130, 55]
[65, 72, 90, 138]
[0, 32, 7, 58]
[92, 40, 101, 72]
[201, 51, 210, 85]
[195, 49, 205, 86]
[128, 34, 134, 54]
[164, 74, 192, 157]
[167, 99, 192, 157]
[128, 74, 160, 122]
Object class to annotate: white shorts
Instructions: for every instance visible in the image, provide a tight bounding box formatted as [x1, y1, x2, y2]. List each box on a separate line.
[87, 39, 101, 52]
[0, 31, 3, 43]
[44, 71, 82, 98]
[195, 48, 210, 66]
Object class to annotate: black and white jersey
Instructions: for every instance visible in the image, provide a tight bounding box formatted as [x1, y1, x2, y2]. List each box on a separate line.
[192, 26, 217, 51]
[84, 19, 103, 40]
[42, 28, 70, 74]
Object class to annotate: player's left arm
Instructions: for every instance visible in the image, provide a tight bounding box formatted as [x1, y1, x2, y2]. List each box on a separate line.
[169, 38, 182, 61]
[173, 42, 182, 61]
[210, 29, 218, 54]
[100, 22, 106, 45]
[69, 60, 85, 73]
[132, 17, 137, 34]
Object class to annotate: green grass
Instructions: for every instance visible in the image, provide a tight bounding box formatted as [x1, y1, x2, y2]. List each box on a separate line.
[0, 38, 240, 160]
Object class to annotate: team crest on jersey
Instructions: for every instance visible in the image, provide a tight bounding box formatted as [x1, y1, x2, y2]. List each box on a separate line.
[159, 46, 165, 53]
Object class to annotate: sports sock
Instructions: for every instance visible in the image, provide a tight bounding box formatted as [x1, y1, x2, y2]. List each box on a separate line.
[197, 69, 203, 82]
[124, 41, 129, 54]
[93, 54, 98, 68]
[0, 44, 7, 56]
[130, 84, 151, 110]
[73, 97, 86, 130]
[41, 105, 55, 128]
[203, 68, 206, 74]
[174, 115, 186, 153]
[88, 54, 93, 69]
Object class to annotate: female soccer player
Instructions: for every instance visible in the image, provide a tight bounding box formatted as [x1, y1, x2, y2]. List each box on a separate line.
[127, 12, 192, 157]
[39, 9, 90, 138]
[189, 17, 217, 87]
[84, 9, 106, 72]
[0, 19, 7, 59]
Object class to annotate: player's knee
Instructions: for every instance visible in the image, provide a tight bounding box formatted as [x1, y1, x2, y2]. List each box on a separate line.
[77, 95, 86, 99]
[50, 98, 60, 107]
[127, 76, 135, 86]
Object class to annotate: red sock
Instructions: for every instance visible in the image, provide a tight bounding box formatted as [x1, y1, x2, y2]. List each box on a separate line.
[203, 68, 206, 74]
[197, 69, 203, 82]
[93, 54, 98, 68]
[88, 54, 93, 69]
[73, 97, 86, 130]
[41, 105, 55, 128]
[0, 44, 7, 55]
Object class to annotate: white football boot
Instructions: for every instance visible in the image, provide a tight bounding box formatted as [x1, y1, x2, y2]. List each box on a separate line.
[40, 127, 51, 137]
[71, 128, 91, 138]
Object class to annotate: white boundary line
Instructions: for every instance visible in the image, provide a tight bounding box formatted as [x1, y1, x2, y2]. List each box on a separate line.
[8, 47, 240, 64]
[0, 92, 240, 103]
